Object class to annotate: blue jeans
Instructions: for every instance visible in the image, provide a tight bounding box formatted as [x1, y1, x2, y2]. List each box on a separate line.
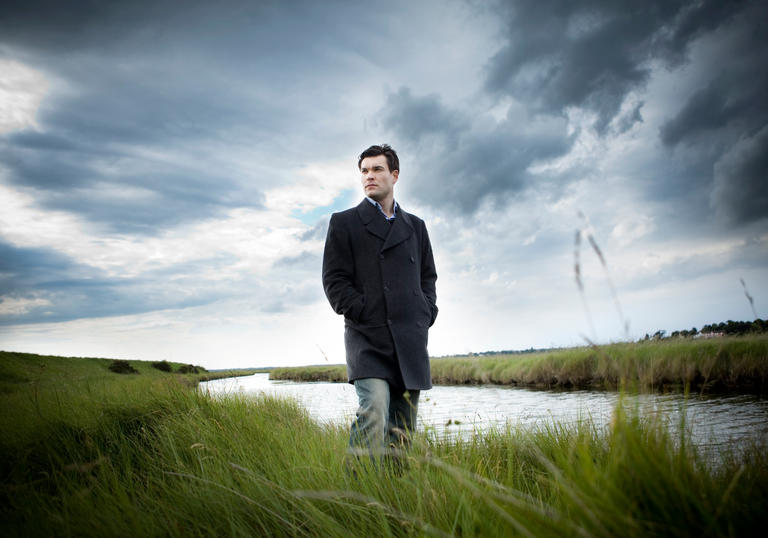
[349, 378, 420, 457]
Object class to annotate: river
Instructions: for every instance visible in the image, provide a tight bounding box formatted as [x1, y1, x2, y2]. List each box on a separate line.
[199, 373, 767, 452]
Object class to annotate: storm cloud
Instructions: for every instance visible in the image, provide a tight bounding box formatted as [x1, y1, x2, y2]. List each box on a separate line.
[485, 0, 748, 132]
[711, 126, 768, 225]
[0, 0, 372, 234]
[0, 0, 766, 366]
[382, 87, 572, 214]
[658, 0, 768, 224]
[0, 238, 246, 324]
[377, 0, 768, 226]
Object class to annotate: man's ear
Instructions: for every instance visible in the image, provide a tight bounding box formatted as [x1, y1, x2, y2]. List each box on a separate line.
[392, 170, 399, 183]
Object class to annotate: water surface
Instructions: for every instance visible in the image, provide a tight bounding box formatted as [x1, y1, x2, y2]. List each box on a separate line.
[200, 374, 768, 450]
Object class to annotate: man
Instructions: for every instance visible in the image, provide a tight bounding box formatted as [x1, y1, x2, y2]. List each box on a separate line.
[322, 144, 438, 461]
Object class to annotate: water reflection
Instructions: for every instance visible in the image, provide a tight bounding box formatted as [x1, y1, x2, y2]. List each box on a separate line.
[200, 374, 768, 449]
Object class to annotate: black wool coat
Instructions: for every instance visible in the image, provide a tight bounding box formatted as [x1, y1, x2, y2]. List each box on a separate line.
[322, 199, 438, 390]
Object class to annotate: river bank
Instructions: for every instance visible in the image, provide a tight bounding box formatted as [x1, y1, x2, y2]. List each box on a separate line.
[202, 372, 768, 451]
[270, 336, 768, 394]
[2, 350, 767, 536]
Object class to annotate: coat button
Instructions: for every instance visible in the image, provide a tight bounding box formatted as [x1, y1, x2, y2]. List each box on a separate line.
[387, 319, 392, 325]
[379, 254, 385, 260]
[384, 286, 390, 292]
[409, 256, 415, 263]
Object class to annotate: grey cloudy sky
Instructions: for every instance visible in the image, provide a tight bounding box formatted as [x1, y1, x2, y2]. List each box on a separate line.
[1, 0, 766, 368]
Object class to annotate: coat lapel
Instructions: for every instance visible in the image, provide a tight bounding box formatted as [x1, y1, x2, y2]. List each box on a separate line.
[356, 199, 415, 251]
[356, 199, 390, 241]
[382, 210, 414, 251]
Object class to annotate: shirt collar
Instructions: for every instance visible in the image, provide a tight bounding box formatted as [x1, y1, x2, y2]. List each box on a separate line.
[365, 196, 398, 221]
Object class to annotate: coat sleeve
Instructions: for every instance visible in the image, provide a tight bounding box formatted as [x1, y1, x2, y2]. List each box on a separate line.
[420, 220, 439, 327]
[322, 213, 365, 322]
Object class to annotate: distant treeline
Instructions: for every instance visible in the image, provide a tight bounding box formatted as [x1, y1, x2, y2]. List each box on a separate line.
[644, 318, 768, 340]
[447, 320, 768, 357]
[436, 347, 560, 358]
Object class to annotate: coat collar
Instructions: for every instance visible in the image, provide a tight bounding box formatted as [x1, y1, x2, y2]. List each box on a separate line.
[356, 198, 414, 252]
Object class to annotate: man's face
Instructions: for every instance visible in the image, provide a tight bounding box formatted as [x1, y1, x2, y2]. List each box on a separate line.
[360, 155, 398, 202]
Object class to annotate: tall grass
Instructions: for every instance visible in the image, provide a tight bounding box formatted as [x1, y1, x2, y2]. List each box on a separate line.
[270, 336, 768, 394]
[431, 336, 768, 392]
[0, 351, 259, 448]
[2, 352, 767, 536]
[270, 365, 347, 383]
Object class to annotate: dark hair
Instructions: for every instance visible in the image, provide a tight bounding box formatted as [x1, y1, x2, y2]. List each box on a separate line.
[358, 144, 399, 173]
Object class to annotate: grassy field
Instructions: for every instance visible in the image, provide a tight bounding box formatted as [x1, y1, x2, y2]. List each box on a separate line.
[1, 350, 767, 536]
[271, 336, 768, 394]
[0, 351, 260, 448]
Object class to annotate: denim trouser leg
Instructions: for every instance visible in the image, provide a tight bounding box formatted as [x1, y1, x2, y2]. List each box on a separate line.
[349, 378, 420, 457]
[349, 378, 390, 456]
[388, 389, 419, 447]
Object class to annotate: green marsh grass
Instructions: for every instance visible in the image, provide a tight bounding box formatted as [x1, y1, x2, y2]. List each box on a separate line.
[270, 365, 347, 383]
[2, 350, 767, 536]
[272, 336, 768, 394]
